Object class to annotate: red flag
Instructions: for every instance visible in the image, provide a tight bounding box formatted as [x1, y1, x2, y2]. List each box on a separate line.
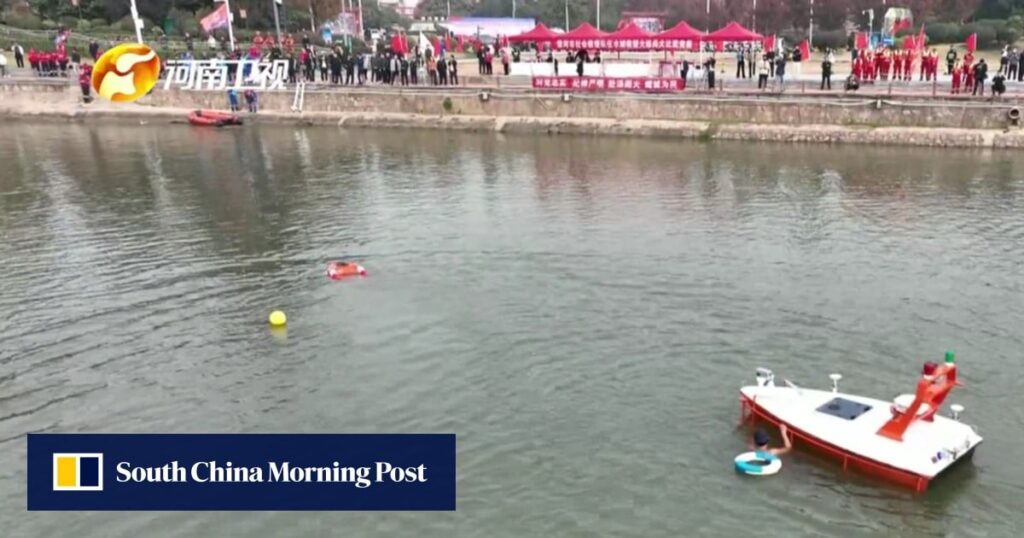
[200, 4, 230, 33]
[457, 35, 464, 50]
[891, 18, 911, 35]
[762, 34, 775, 52]
[390, 34, 403, 52]
[916, 25, 926, 51]
[965, 33, 976, 52]
[445, 34, 453, 52]
[431, 35, 440, 51]
[901, 35, 915, 50]
[855, 32, 868, 50]
[798, 39, 810, 62]
[715, 40, 724, 52]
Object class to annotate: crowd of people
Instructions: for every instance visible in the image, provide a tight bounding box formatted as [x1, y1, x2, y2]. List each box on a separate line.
[188, 32, 523, 88]
[281, 48, 461, 87]
[6, 25, 1021, 100]
[6, 31, 108, 80]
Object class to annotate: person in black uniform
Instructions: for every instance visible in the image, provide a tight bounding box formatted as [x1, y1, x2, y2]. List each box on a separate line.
[703, 55, 716, 90]
[992, 72, 1006, 97]
[973, 58, 988, 96]
[448, 55, 458, 85]
[821, 50, 833, 90]
[330, 51, 341, 84]
[344, 54, 355, 85]
[437, 54, 448, 85]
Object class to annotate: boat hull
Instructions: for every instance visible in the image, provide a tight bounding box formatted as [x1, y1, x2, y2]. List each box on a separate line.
[187, 110, 243, 127]
[740, 387, 981, 492]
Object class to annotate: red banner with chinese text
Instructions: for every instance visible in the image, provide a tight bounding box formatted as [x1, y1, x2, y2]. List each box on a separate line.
[531, 76, 684, 92]
[551, 38, 698, 51]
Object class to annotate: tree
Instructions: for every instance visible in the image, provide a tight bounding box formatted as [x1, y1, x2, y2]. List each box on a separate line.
[415, 0, 476, 18]
[361, 1, 411, 31]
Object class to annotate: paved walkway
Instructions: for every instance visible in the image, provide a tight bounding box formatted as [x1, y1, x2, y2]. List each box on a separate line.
[4, 64, 1023, 103]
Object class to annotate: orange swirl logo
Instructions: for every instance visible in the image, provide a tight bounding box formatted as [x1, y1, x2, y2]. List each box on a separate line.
[91, 43, 161, 103]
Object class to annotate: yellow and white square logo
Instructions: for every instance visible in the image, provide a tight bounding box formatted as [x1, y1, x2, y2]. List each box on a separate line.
[52, 453, 103, 491]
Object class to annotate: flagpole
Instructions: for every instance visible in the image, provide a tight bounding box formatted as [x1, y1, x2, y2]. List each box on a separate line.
[357, 0, 363, 39]
[596, 0, 600, 30]
[564, 0, 568, 31]
[808, 0, 814, 49]
[752, 0, 756, 34]
[273, 0, 282, 45]
[512, 0, 516, 18]
[705, 0, 710, 34]
[129, 0, 143, 44]
[223, 0, 236, 50]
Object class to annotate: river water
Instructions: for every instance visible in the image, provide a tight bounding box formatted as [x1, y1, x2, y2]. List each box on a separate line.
[1, 122, 1022, 537]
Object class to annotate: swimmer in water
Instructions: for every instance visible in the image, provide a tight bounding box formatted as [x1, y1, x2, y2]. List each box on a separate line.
[753, 423, 793, 456]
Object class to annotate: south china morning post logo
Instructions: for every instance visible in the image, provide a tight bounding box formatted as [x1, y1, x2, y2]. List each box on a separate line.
[114, 459, 426, 488]
[28, 434, 456, 511]
[52, 453, 103, 491]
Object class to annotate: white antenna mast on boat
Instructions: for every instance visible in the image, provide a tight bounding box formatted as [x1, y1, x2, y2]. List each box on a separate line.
[829, 373, 843, 393]
[950, 404, 964, 420]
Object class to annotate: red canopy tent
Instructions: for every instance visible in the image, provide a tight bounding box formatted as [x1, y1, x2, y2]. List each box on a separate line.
[654, 21, 703, 50]
[602, 22, 655, 51]
[608, 22, 652, 40]
[552, 22, 608, 50]
[508, 23, 560, 44]
[562, 22, 607, 39]
[703, 21, 762, 42]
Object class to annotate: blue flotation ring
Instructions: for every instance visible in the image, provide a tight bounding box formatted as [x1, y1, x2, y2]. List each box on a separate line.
[734, 450, 782, 476]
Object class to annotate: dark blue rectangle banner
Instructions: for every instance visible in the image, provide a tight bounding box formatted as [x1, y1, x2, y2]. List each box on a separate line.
[28, 434, 456, 511]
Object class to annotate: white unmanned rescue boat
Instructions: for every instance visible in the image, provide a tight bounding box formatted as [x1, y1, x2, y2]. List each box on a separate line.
[738, 352, 981, 492]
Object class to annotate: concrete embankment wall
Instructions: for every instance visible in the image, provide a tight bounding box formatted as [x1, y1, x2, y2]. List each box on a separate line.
[139, 84, 1024, 131]
[5, 80, 1024, 148]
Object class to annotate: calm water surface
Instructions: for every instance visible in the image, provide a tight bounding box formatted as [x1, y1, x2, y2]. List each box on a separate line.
[1, 123, 1022, 537]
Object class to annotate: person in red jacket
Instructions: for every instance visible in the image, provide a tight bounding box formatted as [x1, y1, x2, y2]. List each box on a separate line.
[951, 61, 962, 94]
[964, 60, 974, 92]
[79, 63, 93, 101]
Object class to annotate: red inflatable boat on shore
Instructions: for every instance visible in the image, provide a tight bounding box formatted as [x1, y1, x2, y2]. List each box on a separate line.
[187, 110, 243, 127]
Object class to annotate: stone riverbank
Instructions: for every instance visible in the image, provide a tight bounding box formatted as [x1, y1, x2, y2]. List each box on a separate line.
[4, 79, 1024, 148]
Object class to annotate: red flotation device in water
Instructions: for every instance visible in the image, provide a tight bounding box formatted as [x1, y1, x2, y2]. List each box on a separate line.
[327, 261, 367, 280]
[187, 110, 243, 127]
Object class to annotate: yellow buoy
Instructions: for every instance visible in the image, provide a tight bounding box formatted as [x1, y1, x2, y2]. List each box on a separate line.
[269, 310, 287, 327]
